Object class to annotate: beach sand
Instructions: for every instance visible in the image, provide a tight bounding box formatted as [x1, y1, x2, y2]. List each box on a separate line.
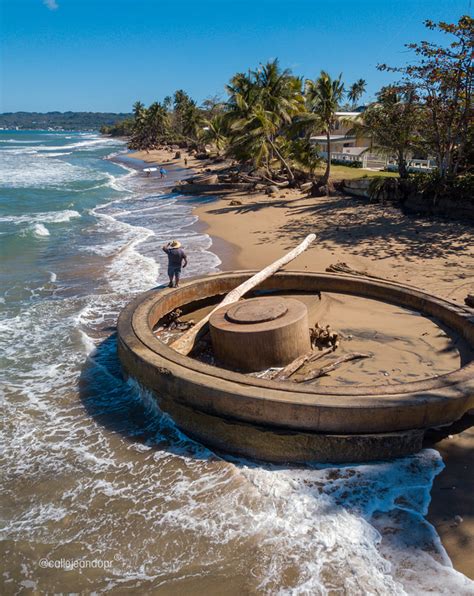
[129, 147, 474, 578]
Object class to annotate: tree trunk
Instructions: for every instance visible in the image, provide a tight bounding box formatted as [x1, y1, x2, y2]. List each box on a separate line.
[170, 234, 316, 355]
[322, 129, 331, 184]
[268, 137, 295, 181]
[398, 149, 408, 179]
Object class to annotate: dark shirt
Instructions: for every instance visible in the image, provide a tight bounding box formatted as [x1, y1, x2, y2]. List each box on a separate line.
[164, 247, 186, 268]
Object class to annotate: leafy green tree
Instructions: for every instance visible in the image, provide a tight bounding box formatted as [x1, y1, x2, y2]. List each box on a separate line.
[379, 15, 473, 180]
[100, 118, 134, 136]
[286, 137, 321, 177]
[304, 71, 345, 184]
[201, 95, 225, 118]
[348, 85, 421, 179]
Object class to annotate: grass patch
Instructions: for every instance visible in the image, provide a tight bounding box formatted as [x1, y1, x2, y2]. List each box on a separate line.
[319, 165, 399, 180]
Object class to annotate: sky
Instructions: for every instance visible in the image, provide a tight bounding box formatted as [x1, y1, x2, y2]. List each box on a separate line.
[0, 0, 471, 113]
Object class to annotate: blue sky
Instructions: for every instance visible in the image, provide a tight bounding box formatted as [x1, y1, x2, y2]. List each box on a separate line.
[1, 0, 471, 112]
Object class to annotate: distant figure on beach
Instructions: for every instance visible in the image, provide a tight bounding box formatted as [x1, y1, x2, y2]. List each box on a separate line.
[184, 157, 188, 166]
[160, 167, 167, 178]
[162, 240, 187, 288]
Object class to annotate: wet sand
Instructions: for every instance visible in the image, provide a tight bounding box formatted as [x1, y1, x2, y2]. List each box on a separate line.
[129, 147, 474, 579]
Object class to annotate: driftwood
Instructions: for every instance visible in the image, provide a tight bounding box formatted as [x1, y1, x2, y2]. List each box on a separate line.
[273, 347, 335, 381]
[296, 352, 371, 383]
[326, 261, 383, 280]
[310, 323, 338, 350]
[300, 181, 313, 192]
[170, 234, 317, 355]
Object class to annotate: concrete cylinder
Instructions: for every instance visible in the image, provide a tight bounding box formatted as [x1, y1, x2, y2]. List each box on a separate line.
[209, 297, 311, 372]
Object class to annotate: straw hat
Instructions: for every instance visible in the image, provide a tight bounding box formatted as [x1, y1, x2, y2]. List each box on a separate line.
[169, 240, 181, 248]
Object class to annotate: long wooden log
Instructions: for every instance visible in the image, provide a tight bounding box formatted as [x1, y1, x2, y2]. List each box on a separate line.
[296, 352, 371, 383]
[170, 234, 316, 355]
[273, 347, 334, 381]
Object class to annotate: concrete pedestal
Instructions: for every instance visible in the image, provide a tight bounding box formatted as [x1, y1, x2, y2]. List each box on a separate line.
[209, 297, 311, 372]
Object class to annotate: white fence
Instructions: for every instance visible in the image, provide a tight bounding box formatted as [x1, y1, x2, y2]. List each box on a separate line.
[328, 151, 435, 172]
[386, 158, 436, 172]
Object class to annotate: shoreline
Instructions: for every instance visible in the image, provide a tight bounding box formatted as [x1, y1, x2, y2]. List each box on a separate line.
[113, 149, 241, 271]
[126, 146, 473, 579]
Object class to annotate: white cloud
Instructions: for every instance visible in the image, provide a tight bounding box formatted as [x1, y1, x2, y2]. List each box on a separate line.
[43, 0, 59, 10]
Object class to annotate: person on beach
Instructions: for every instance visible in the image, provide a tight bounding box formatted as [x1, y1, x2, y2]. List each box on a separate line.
[162, 240, 187, 288]
[159, 167, 167, 178]
[184, 157, 188, 166]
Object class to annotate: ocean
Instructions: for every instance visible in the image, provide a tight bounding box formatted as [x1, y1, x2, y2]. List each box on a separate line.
[0, 130, 472, 594]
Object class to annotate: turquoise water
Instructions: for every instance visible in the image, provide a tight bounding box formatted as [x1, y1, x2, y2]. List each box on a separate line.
[1, 131, 472, 594]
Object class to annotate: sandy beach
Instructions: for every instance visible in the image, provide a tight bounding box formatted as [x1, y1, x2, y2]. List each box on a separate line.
[129, 147, 474, 579]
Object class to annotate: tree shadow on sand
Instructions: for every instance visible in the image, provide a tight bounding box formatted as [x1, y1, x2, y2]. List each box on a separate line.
[274, 195, 473, 261]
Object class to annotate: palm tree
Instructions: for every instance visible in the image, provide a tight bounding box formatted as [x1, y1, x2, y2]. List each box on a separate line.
[226, 60, 304, 180]
[145, 101, 170, 148]
[304, 71, 345, 184]
[172, 90, 202, 141]
[202, 115, 228, 155]
[348, 79, 367, 108]
[129, 101, 148, 150]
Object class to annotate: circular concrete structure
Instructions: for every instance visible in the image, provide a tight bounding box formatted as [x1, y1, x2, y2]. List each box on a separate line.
[209, 296, 311, 372]
[117, 271, 474, 463]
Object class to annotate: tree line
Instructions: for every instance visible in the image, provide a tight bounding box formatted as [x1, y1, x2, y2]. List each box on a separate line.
[105, 16, 472, 197]
[0, 111, 132, 131]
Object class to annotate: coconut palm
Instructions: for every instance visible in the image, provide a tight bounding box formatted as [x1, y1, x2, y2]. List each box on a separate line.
[304, 71, 345, 184]
[226, 60, 304, 179]
[202, 114, 228, 155]
[286, 138, 321, 177]
[172, 90, 203, 141]
[348, 79, 367, 108]
[145, 101, 170, 148]
[129, 101, 148, 150]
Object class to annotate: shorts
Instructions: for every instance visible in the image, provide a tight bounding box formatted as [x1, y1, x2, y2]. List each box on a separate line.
[168, 265, 182, 277]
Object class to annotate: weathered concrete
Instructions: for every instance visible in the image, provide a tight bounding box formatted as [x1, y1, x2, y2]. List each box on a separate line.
[172, 182, 255, 194]
[342, 178, 474, 222]
[209, 297, 311, 372]
[117, 271, 474, 463]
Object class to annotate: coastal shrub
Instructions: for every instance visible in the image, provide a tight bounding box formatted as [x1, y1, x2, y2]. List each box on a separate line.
[367, 177, 388, 201]
[410, 172, 474, 203]
[330, 159, 362, 168]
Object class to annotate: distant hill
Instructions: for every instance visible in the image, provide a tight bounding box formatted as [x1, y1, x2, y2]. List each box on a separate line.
[0, 111, 133, 131]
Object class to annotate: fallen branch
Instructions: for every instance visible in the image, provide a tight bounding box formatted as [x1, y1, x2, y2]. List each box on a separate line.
[169, 234, 316, 355]
[325, 262, 384, 280]
[273, 347, 335, 381]
[296, 352, 371, 383]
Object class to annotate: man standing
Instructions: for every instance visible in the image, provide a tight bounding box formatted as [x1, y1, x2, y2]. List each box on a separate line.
[162, 240, 187, 288]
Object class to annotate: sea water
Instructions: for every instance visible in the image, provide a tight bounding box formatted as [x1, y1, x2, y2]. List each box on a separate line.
[0, 130, 472, 594]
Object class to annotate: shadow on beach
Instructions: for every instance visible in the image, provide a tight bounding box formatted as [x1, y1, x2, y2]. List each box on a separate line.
[208, 193, 473, 261]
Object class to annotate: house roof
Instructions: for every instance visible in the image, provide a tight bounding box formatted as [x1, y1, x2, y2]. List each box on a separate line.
[335, 112, 361, 117]
[310, 135, 356, 142]
[340, 146, 369, 156]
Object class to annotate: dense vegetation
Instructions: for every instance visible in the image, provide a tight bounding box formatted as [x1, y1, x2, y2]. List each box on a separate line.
[0, 111, 132, 131]
[113, 15, 474, 200]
